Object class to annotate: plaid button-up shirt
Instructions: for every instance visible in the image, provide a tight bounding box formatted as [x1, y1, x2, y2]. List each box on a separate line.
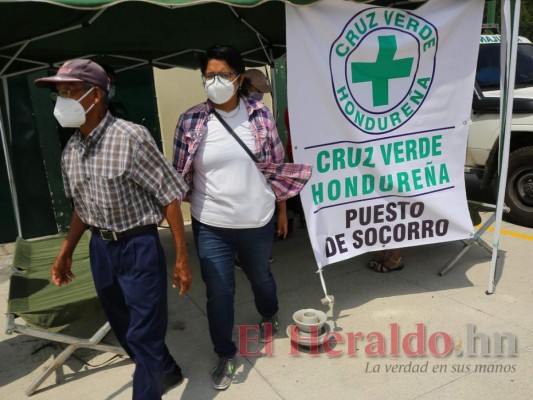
[173, 97, 311, 201]
[61, 112, 188, 232]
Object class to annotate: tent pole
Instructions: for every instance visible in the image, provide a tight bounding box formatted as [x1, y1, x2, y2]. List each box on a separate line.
[0, 77, 22, 239]
[0, 41, 29, 76]
[0, 9, 103, 76]
[1, 65, 50, 80]
[487, 0, 520, 294]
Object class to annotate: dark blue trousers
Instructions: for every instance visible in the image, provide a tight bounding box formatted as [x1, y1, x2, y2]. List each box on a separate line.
[89, 230, 180, 400]
[192, 217, 278, 358]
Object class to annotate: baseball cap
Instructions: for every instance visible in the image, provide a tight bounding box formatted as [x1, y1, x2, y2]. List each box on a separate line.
[34, 59, 110, 94]
[245, 69, 271, 93]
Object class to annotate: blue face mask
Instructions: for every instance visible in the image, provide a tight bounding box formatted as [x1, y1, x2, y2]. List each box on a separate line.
[250, 92, 264, 101]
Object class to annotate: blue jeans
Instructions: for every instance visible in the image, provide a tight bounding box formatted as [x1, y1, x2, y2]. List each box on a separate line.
[89, 229, 180, 400]
[192, 217, 278, 358]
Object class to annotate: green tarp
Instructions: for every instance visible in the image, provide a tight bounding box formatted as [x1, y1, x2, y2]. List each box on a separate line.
[8, 232, 101, 331]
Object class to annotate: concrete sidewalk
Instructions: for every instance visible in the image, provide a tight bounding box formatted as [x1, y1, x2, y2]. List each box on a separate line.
[1, 214, 532, 400]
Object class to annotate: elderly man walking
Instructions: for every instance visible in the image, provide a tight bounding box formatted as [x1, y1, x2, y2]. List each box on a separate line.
[35, 59, 192, 400]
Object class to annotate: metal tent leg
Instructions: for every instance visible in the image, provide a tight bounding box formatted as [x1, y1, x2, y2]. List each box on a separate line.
[439, 212, 497, 276]
[0, 78, 22, 238]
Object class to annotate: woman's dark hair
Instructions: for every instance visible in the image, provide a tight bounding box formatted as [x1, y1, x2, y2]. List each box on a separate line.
[200, 44, 252, 96]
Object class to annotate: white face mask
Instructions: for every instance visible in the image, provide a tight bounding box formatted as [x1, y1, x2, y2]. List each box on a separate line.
[204, 75, 239, 104]
[53, 87, 95, 128]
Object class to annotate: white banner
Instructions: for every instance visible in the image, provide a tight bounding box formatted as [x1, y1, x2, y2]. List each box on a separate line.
[286, 0, 485, 268]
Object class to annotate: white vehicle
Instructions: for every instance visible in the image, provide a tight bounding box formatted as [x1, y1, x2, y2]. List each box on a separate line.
[466, 34, 533, 227]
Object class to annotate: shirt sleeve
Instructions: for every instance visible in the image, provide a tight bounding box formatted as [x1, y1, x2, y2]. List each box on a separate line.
[173, 113, 189, 174]
[267, 110, 285, 164]
[61, 154, 73, 199]
[172, 112, 194, 199]
[129, 127, 189, 207]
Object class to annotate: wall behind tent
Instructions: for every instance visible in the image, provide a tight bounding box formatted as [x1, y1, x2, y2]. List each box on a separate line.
[153, 67, 206, 162]
[153, 67, 207, 223]
[0, 68, 162, 244]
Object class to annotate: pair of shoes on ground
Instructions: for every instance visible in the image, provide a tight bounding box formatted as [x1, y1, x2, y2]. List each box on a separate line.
[211, 314, 279, 390]
[163, 370, 184, 394]
[367, 251, 405, 273]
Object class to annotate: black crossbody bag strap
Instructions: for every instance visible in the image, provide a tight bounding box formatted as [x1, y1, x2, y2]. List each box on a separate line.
[212, 110, 260, 163]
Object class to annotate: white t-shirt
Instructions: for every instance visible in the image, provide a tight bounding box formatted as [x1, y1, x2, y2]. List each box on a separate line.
[191, 99, 276, 228]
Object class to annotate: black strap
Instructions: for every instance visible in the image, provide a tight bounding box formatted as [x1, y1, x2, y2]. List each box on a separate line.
[212, 110, 259, 163]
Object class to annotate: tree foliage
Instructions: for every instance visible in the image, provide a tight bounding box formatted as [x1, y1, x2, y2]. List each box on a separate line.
[484, 1, 533, 39]
[518, 1, 533, 39]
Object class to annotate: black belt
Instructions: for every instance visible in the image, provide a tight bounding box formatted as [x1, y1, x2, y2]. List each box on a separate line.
[91, 224, 157, 241]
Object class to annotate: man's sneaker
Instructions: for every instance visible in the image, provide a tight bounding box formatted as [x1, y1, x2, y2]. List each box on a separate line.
[259, 314, 279, 343]
[163, 370, 184, 394]
[211, 357, 235, 390]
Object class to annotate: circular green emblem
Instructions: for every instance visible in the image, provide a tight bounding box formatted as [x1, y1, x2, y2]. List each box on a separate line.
[330, 8, 438, 134]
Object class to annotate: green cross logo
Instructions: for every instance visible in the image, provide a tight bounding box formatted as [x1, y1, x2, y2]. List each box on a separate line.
[330, 8, 437, 134]
[351, 35, 414, 107]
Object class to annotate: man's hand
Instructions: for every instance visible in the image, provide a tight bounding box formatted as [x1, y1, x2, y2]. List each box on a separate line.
[50, 210, 86, 287]
[51, 255, 75, 286]
[163, 199, 193, 295]
[172, 258, 192, 295]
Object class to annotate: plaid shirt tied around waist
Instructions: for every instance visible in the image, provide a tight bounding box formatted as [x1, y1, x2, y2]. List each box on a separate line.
[62, 112, 189, 232]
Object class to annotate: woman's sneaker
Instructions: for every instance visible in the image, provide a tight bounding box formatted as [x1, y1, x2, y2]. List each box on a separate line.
[259, 314, 279, 343]
[211, 357, 235, 390]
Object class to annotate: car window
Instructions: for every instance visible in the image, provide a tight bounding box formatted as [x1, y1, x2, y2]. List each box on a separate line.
[476, 42, 533, 88]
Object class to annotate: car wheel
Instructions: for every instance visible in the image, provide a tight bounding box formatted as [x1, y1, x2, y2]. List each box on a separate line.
[503, 146, 533, 228]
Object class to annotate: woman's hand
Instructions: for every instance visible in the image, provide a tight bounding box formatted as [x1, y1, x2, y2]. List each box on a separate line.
[276, 213, 288, 239]
[276, 200, 288, 239]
